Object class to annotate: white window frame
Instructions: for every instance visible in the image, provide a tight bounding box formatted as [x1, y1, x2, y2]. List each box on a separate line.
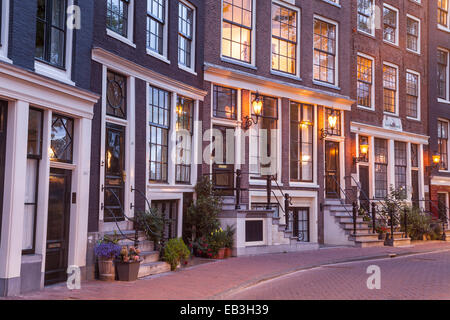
[270, 0, 301, 80]
[178, 0, 196, 75]
[357, 0, 375, 37]
[357, 52, 375, 111]
[146, 0, 170, 64]
[382, 3, 399, 46]
[438, 0, 450, 32]
[382, 61, 399, 116]
[321, 0, 340, 8]
[0, 0, 11, 63]
[106, 0, 136, 48]
[438, 48, 450, 103]
[406, 14, 421, 55]
[312, 15, 339, 89]
[220, 0, 257, 69]
[34, 0, 75, 85]
[438, 118, 450, 173]
[406, 69, 421, 121]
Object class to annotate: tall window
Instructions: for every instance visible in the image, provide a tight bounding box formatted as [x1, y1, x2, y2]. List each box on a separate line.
[147, 0, 166, 56]
[406, 72, 419, 119]
[406, 17, 419, 53]
[149, 86, 170, 183]
[383, 64, 397, 113]
[178, 2, 194, 68]
[250, 95, 278, 177]
[222, 0, 252, 63]
[290, 102, 313, 182]
[438, 0, 449, 28]
[50, 114, 74, 163]
[394, 141, 407, 198]
[24, 108, 43, 254]
[107, 0, 129, 37]
[357, 0, 374, 35]
[107, 71, 127, 119]
[438, 120, 448, 171]
[357, 55, 373, 108]
[176, 96, 194, 184]
[313, 18, 337, 85]
[374, 138, 388, 199]
[35, 0, 67, 68]
[213, 85, 237, 120]
[383, 5, 397, 45]
[271, 3, 297, 75]
[438, 50, 449, 100]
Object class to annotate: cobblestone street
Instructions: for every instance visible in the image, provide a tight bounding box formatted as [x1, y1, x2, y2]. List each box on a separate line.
[4, 241, 450, 300]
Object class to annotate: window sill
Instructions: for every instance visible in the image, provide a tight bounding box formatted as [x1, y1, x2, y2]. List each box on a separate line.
[221, 56, 257, 70]
[0, 53, 12, 64]
[357, 30, 375, 39]
[438, 25, 450, 33]
[321, 0, 341, 8]
[178, 64, 197, 75]
[106, 29, 136, 48]
[357, 105, 375, 111]
[270, 70, 302, 82]
[312, 80, 340, 90]
[406, 48, 421, 56]
[289, 182, 319, 188]
[438, 98, 450, 105]
[146, 49, 170, 64]
[383, 111, 399, 117]
[383, 39, 399, 48]
[34, 61, 74, 86]
[406, 116, 421, 122]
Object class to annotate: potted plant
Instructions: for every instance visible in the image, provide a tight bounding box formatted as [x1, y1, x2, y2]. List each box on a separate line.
[211, 228, 227, 259]
[94, 239, 121, 281]
[115, 246, 141, 281]
[164, 238, 190, 271]
[224, 225, 235, 258]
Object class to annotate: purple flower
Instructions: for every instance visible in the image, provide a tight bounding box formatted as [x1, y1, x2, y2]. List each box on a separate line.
[94, 242, 121, 259]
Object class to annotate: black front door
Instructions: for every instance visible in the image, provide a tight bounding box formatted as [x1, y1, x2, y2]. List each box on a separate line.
[411, 170, 419, 208]
[104, 123, 126, 222]
[325, 141, 340, 198]
[212, 125, 235, 196]
[0, 101, 7, 241]
[45, 168, 72, 285]
[292, 208, 310, 242]
[359, 166, 370, 212]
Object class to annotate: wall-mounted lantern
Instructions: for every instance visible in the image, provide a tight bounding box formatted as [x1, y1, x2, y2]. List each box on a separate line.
[243, 92, 263, 130]
[353, 140, 369, 164]
[320, 108, 338, 139]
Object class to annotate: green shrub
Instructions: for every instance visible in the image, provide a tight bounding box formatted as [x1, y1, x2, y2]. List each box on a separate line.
[401, 207, 433, 240]
[224, 225, 236, 249]
[164, 238, 190, 271]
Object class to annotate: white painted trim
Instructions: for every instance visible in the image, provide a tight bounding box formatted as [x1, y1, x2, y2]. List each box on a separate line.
[178, 0, 196, 73]
[357, 52, 375, 111]
[92, 48, 206, 101]
[350, 121, 429, 144]
[0, 0, 11, 63]
[321, 0, 340, 8]
[405, 69, 421, 121]
[106, 0, 135, 46]
[406, 14, 421, 55]
[34, 0, 75, 84]
[382, 3, 399, 47]
[146, 0, 169, 60]
[438, 0, 450, 30]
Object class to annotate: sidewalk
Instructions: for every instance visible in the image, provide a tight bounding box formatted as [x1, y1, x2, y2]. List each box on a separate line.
[7, 241, 450, 300]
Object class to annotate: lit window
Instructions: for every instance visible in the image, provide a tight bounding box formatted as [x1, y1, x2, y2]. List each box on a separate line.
[147, 0, 166, 56]
[383, 5, 397, 44]
[313, 18, 337, 85]
[222, 0, 252, 63]
[438, 0, 449, 28]
[406, 72, 419, 119]
[107, 0, 129, 37]
[357, 55, 373, 108]
[149, 86, 170, 183]
[271, 3, 297, 75]
[213, 85, 237, 120]
[374, 138, 388, 199]
[290, 102, 313, 182]
[406, 17, 419, 53]
[176, 96, 194, 184]
[357, 0, 374, 35]
[178, 2, 194, 69]
[383, 64, 397, 113]
[438, 49, 449, 100]
[35, 0, 67, 68]
[438, 120, 449, 171]
[325, 108, 341, 136]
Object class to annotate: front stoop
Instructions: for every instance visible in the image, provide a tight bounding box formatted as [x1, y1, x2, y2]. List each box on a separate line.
[384, 232, 411, 247]
[137, 242, 172, 278]
[349, 233, 385, 248]
[443, 232, 450, 242]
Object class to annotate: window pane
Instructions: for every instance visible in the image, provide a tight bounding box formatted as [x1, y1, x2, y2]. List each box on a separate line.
[313, 19, 336, 84]
[176, 96, 194, 183]
[213, 85, 237, 119]
[107, 71, 127, 119]
[107, 0, 129, 37]
[27, 109, 43, 157]
[50, 114, 74, 163]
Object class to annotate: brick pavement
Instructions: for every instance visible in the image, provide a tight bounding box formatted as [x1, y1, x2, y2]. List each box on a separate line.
[5, 241, 450, 300]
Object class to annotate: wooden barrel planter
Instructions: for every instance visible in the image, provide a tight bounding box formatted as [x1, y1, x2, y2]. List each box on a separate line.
[98, 258, 115, 281]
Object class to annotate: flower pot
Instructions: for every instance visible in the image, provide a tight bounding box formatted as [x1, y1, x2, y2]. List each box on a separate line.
[115, 260, 141, 281]
[214, 248, 226, 259]
[98, 258, 115, 281]
[224, 247, 232, 258]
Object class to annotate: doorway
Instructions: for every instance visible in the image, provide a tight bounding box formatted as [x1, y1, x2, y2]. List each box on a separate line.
[359, 165, 370, 212]
[0, 101, 6, 241]
[325, 141, 340, 198]
[212, 125, 235, 196]
[292, 207, 310, 242]
[45, 168, 72, 285]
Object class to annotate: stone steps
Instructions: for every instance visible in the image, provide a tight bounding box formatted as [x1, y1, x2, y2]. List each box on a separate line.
[140, 250, 160, 264]
[121, 240, 154, 252]
[354, 239, 386, 248]
[384, 237, 412, 247]
[349, 233, 381, 242]
[138, 261, 171, 278]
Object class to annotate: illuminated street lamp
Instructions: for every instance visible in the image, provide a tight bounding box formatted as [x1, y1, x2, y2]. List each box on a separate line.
[320, 109, 338, 139]
[243, 92, 263, 130]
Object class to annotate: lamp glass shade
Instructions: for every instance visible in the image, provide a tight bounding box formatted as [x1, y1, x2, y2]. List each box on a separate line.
[252, 98, 263, 117]
[328, 114, 338, 130]
[360, 143, 369, 155]
[433, 154, 441, 164]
